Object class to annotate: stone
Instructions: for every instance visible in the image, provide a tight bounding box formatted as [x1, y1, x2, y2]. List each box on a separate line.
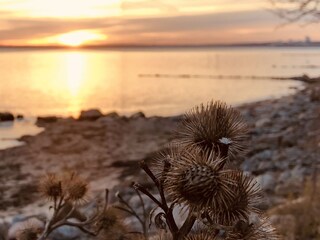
[0, 112, 14, 122]
[256, 172, 277, 192]
[49, 225, 83, 240]
[105, 111, 119, 118]
[255, 117, 270, 128]
[79, 109, 103, 121]
[37, 116, 58, 125]
[275, 167, 305, 196]
[130, 111, 145, 119]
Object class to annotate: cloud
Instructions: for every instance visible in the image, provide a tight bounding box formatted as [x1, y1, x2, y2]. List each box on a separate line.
[122, 10, 279, 33]
[121, 0, 178, 14]
[0, 18, 119, 41]
[0, 8, 318, 45]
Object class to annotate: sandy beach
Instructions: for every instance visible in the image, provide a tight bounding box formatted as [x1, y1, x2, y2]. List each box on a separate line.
[0, 80, 319, 236]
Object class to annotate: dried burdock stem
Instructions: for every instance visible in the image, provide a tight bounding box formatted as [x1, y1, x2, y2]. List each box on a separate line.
[140, 161, 161, 188]
[177, 212, 197, 239]
[135, 163, 183, 239]
[38, 189, 109, 240]
[139, 162, 180, 233]
[133, 183, 163, 207]
[115, 190, 149, 238]
[134, 186, 149, 238]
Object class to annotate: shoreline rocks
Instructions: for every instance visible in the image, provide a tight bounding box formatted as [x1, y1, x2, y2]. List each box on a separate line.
[0, 82, 319, 238]
[0, 112, 14, 122]
[79, 109, 103, 121]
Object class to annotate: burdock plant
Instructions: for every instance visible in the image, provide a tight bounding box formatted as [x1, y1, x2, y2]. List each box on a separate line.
[16, 172, 113, 240]
[17, 100, 278, 240]
[132, 100, 278, 240]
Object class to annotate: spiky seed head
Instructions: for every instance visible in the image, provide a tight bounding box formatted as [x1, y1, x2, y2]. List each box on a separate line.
[97, 208, 120, 231]
[225, 218, 279, 240]
[67, 177, 88, 202]
[38, 173, 62, 201]
[15, 220, 43, 240]
[163, 150, 237, 214]
[60, 171, 88, 203]
[16, 228, 38, 240]
[149, 144, 182, 183]
[207, 173, 261, 226]
[175, 101, 249, 159]
[184, 232, 217, 240]
[97, 208, 129, 240]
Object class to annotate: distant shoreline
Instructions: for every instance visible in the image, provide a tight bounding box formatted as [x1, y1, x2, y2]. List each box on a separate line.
[1, 42, 320, 51]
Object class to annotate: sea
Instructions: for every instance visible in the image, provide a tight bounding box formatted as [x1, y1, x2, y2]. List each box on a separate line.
[1, 46, 320, 149]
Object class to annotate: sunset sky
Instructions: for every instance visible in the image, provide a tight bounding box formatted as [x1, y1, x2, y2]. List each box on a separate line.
[1, 0, 320, 46]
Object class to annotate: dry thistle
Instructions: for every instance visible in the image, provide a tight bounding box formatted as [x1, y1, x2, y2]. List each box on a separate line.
[15, 220, 43, 240]
[96, 207, 123, 231]
[163, 149, 237, 214]
[96, 208, 129, 240]
[175, 101, 248, 159]
[16, 228, 38, 240]
[207, 173, 261, 226]
[38, 173, 62, 201]
[225, 218, 278, 240]
[184, 232, 217, 240]
[149, 144, 181, 183]
[64, 174, 88, 203]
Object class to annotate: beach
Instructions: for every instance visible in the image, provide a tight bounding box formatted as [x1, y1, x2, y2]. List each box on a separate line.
[0, 80, 319, 238]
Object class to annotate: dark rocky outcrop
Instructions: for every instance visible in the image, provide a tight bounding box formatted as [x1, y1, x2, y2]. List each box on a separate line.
[0, 112, 14, 122]
[36, 116, 59, 126]
[78, 109, 103, 121]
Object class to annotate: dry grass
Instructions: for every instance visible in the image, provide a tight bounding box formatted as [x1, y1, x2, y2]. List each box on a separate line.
[268, 177, 320, 239]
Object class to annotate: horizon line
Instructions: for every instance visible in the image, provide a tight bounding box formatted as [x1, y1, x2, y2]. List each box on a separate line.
[1, 41, 320, 49]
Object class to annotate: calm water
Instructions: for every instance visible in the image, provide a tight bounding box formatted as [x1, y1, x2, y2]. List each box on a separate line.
[1, 46, 320, 149]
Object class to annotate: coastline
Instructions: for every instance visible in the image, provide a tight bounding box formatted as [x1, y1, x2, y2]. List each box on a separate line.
[0, 81, 319, 223]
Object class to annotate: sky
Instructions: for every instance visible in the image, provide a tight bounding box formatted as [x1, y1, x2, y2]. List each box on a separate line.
[0, 0, 320, 46]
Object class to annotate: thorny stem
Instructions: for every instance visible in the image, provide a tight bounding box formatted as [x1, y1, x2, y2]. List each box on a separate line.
[133, 183, 163, 208]
[140, 161, 160, 187]
[137, 162, 183, 239]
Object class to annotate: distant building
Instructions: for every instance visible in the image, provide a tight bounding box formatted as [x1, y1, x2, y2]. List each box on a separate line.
[305, 36, 311, 44]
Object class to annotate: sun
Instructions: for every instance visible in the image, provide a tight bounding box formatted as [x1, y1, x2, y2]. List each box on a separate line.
[57, 30, 107, 47]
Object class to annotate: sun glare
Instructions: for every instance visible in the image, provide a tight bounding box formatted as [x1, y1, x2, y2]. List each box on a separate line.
[57, 30, 107, 47]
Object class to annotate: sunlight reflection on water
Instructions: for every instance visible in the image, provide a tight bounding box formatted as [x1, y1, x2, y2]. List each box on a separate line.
[0, 47, 314, 118]
[2, 47, 317, 149]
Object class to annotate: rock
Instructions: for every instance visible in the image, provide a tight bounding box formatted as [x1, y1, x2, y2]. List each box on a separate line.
[130, 111, 145, 119]
[16, 114, 24, 120]
[256, 172, 277, 192]
[105, 111, 119, 118]
[275, 166, 305, 196]
[255, 118, 270, 128]
[49, 225, 83, 240]
[79, 109, 103, 121]
[37, 116, 58, 125]
[0, 112, 14, 121]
